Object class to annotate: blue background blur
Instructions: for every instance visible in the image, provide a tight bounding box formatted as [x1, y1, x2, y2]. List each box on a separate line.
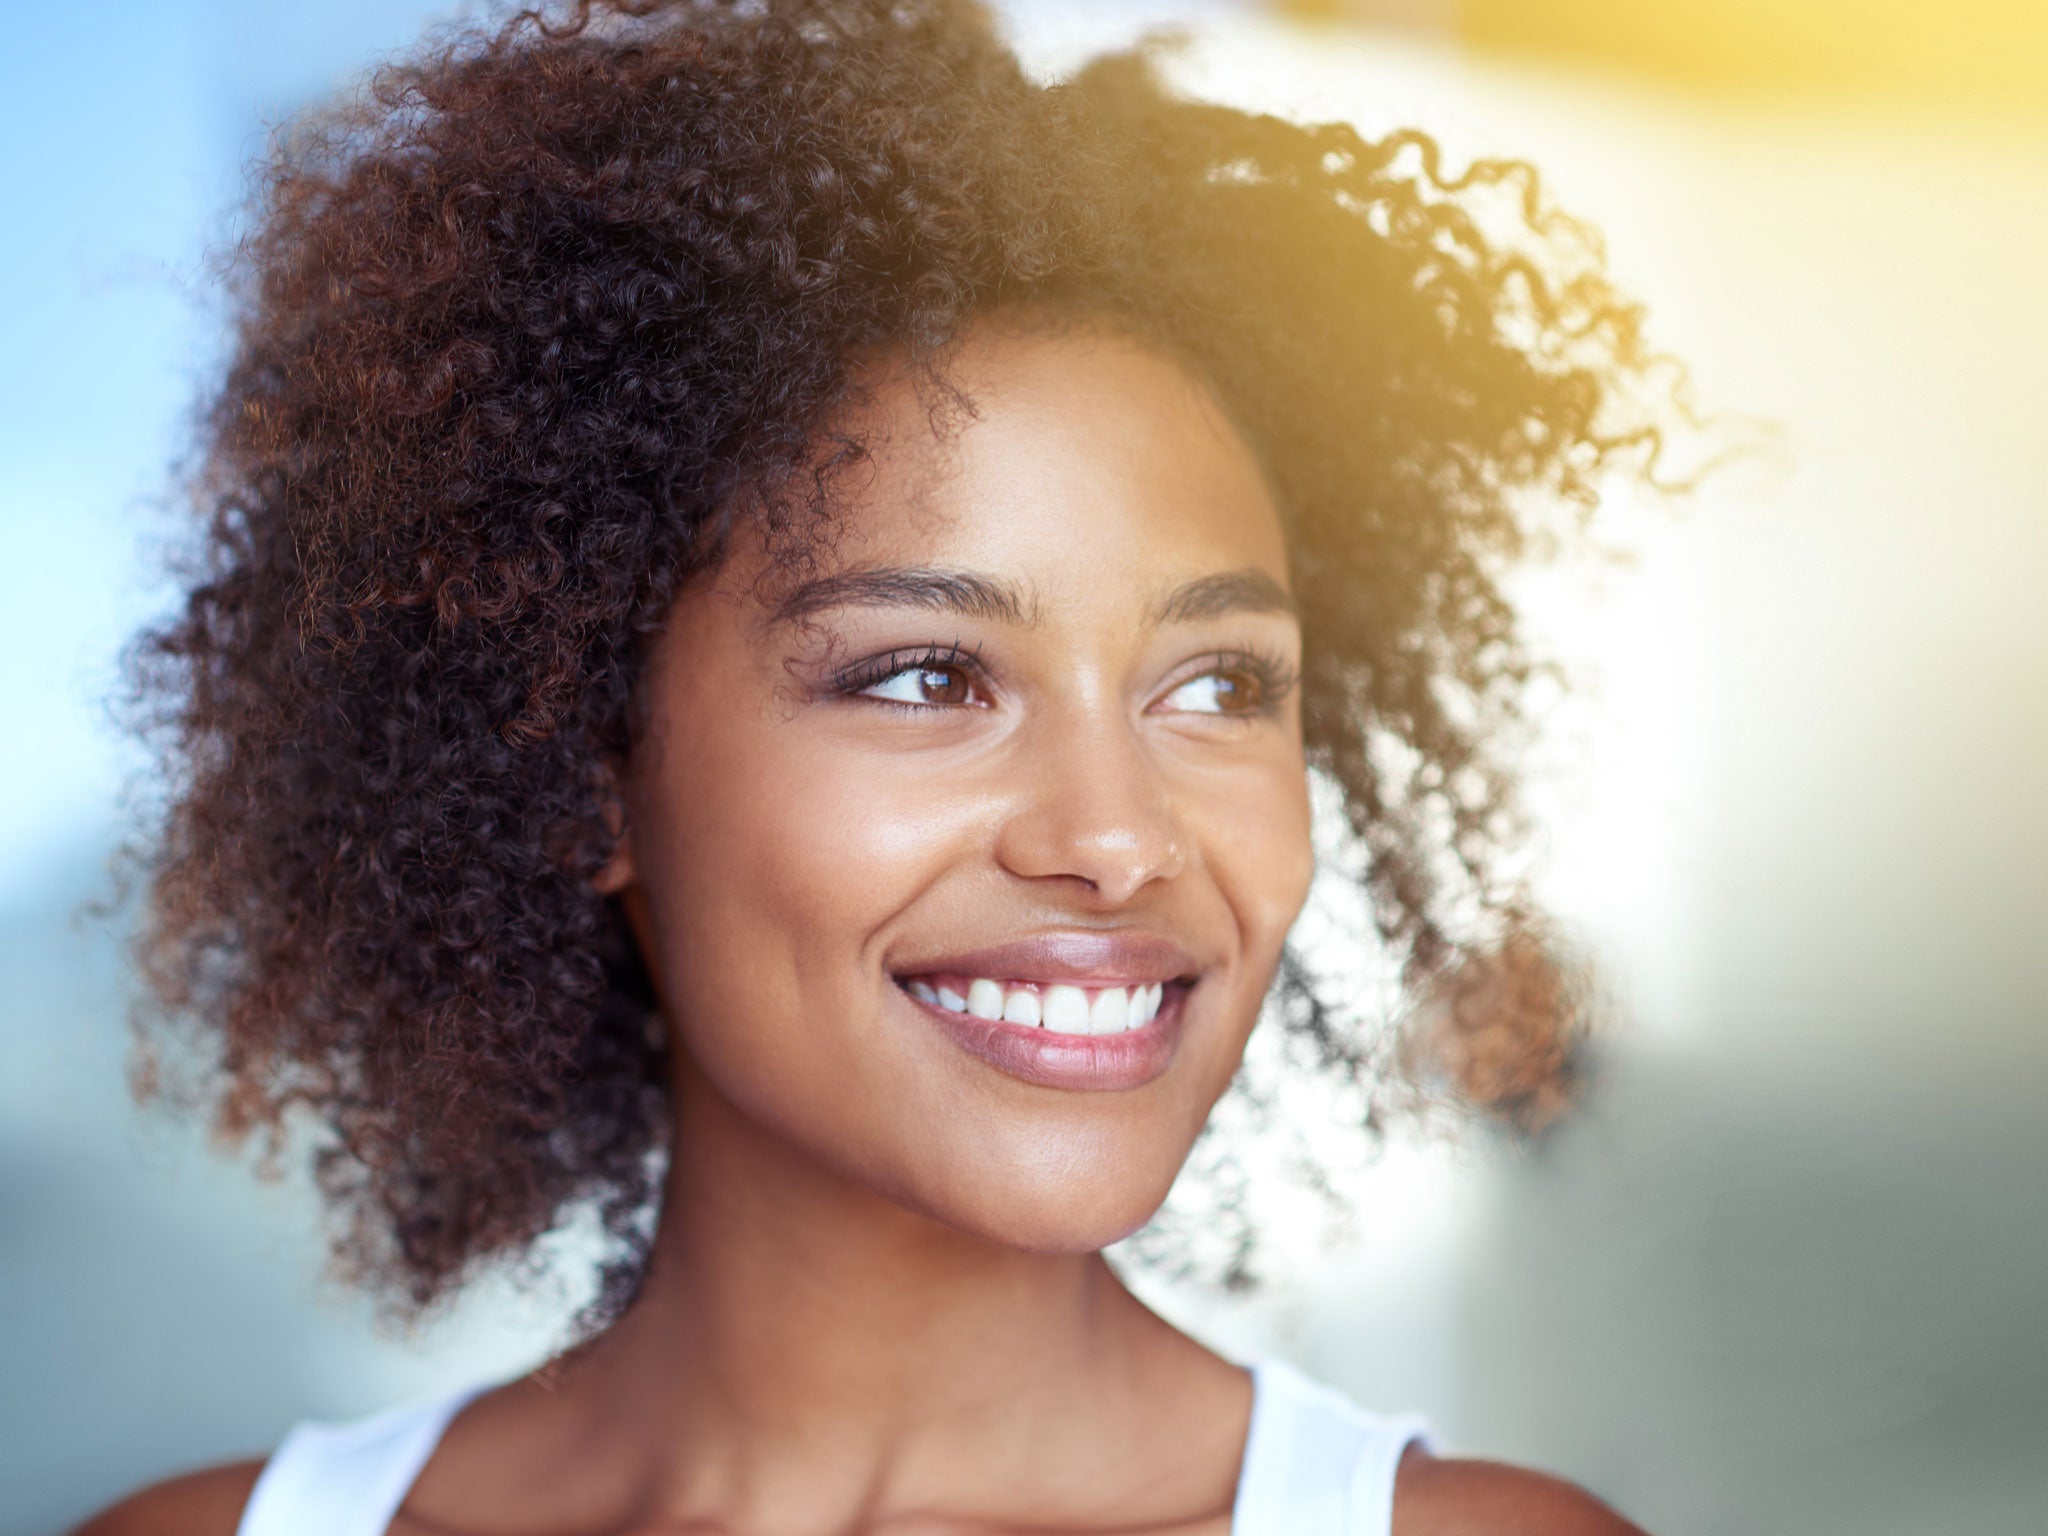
[4, 3, 2046, 1532]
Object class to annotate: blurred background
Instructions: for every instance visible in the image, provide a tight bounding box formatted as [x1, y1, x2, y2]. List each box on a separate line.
[3, 2, 2044, 1532]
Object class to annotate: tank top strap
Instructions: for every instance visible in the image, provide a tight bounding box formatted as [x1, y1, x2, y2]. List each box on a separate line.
[235, 1382, 490, 1536]
[1231, 1356, 1438, 1536]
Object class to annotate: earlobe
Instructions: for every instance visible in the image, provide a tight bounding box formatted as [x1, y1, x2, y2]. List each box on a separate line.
[592, 833, 636, 896]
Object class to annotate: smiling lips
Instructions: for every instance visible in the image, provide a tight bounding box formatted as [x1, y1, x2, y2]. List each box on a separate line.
[891, 929, 1201, 1090]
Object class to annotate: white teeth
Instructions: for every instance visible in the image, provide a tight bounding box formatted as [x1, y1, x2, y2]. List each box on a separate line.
[906, 975, 1175, 1035]
[1042, 984, 1089, 1032]
[1089, 987, 1129, 1033]
[1130, 983, 1161, 1027]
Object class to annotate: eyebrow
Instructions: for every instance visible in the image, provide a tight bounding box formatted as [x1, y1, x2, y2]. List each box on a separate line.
[771, 566, 1037, 628]
[1150, 567, 1299, 628]
[767, 564, 1298, 631]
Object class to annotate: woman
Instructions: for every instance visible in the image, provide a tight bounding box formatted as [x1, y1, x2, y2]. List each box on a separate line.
[79, 0, 1671, 1530]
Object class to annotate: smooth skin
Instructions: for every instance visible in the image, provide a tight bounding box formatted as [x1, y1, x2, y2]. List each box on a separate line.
[75, 316, 1646, 1535]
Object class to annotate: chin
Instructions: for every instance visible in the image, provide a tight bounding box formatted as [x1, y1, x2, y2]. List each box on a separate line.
[958, 1206, 1168, 1259]
[900, 1148, 1187, 1257]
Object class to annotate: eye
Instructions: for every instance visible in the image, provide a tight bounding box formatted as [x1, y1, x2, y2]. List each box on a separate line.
[1163, 670, 1263, 715]
[862, 660, 978, 708]
[831, 642, 991, 711]
[1156, 650, 1297, 718]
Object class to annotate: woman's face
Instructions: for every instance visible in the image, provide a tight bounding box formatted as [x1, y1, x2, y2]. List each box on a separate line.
[608, 316, 1314, 1252]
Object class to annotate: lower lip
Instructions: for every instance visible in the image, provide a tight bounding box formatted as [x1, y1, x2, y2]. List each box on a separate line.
[900, 982, 1189, 1091]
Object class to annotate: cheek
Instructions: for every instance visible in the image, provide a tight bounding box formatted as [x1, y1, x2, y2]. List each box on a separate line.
[1258, 767, 1318, 944]
[628, 710, 974, 1086]
[1187, 749, 1317, 965]
[708, 733, 976, 952]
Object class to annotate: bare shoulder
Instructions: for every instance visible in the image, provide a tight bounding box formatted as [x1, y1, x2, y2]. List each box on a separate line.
[63, 1458, 267, 1536]
[1394, 1446, 1652, 1536]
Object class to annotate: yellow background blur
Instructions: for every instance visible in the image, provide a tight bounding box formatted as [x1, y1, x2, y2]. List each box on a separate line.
[1290, 0, 2048, 108]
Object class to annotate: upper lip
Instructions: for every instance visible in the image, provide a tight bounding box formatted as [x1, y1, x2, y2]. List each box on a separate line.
[892, 929, 1205, 987]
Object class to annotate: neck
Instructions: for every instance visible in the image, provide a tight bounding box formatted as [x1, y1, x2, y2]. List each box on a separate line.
[527, 1053, 1248, 1533]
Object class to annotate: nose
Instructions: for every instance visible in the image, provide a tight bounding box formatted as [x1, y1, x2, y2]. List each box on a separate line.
[992, 696, 1188, 903]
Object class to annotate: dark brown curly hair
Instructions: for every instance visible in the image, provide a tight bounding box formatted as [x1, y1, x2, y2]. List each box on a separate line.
[118, 0, 1679, 1344]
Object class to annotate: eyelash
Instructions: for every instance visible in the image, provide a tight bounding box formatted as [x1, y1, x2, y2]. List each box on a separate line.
[829, 638, 992, 710]
[828, 639, 1299, 718]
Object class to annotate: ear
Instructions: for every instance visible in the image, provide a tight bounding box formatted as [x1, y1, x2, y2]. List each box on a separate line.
[590, 761, 636, 896]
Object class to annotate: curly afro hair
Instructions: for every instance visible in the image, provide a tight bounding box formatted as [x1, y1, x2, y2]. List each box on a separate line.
[119, 0, 1678, 1343]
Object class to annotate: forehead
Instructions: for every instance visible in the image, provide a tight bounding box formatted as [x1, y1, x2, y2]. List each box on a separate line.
[743, 317, 1288, 618]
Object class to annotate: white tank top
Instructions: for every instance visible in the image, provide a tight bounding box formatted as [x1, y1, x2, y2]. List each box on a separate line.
[234, 1355, 1435, 1535]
